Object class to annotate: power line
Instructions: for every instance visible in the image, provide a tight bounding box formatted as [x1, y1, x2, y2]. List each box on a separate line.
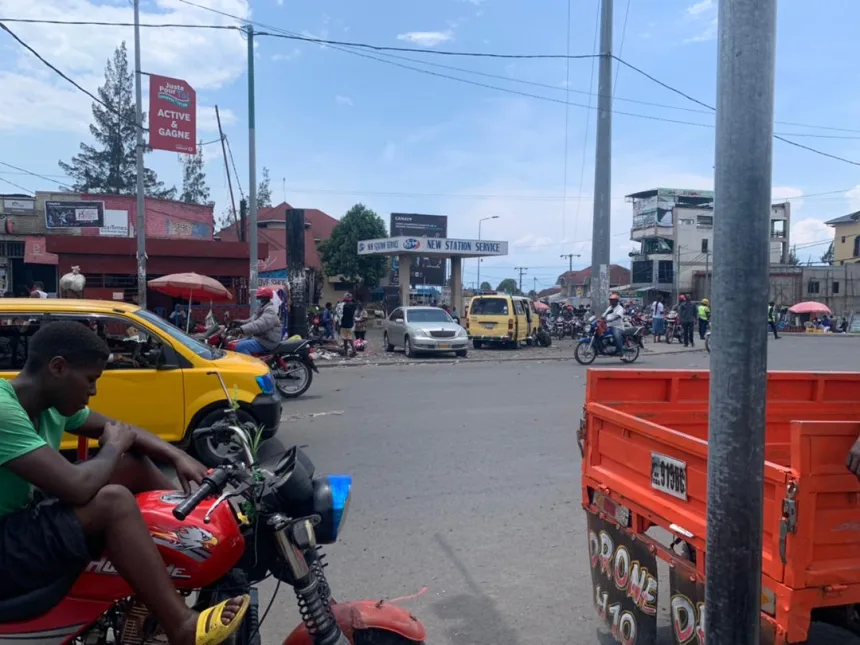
[0, 176, 34, 194]
[224, 136, 245, 200]
[614, 0, 632, 93]
[11, 14, 860, 138]
[0, 161, 74, 190]
[614, 55, 860, 165]
[0, 22, 137, 129]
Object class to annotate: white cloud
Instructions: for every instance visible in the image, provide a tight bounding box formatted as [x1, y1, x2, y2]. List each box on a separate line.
[687, 0, 715, 16]
[271, 49, 302, 62]
[196, 106, 235, 134]
[846, 185, 860, 212]
[791, 218, 833, 249]
[396, 31, 453, 47]
[335, 95, 354, 107]
[685, 18, 718, 43]
[0, 0, 250, 133]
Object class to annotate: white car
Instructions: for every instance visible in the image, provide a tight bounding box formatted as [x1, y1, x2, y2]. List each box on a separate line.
[382, 306, 468, 358]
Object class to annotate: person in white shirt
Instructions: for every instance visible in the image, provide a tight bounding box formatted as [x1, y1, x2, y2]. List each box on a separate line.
[650, 296, 665, 342]
[602, 293, 626, 357]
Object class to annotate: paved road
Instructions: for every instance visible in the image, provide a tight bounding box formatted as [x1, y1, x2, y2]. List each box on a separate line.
[255, 337, 858, 644]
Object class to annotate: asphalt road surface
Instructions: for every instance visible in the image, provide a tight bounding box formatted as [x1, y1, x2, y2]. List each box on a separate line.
[255, 336, 859, 644]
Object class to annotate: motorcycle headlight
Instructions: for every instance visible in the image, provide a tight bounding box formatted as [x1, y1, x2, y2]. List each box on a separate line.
[312, 474, 352, 544]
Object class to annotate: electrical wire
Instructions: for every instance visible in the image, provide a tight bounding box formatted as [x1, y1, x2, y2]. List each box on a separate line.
[0, 162, 74, 190]
[613, 55, 860, 165]
[614, 0, 632, 94]
[0, 176, 34, 194]
[0, 22, 141, 132]
[0, 18, 237, 30]
[560, 0, 573, 246]
[225, 136, 245, 200]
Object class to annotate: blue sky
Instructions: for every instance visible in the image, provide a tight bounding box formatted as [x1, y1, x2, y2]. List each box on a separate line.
[1, 0, 858, 291]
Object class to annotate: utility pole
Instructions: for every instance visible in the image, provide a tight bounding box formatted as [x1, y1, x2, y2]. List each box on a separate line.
[533, 276, 538, 296]
[705, 248, 711, 299]
[590, 0, 613, 311]
[674, 244, 682, 303]
[514, 267, 528, 294]
[133, 0, 147, 308]
[247, 24, 259, 312]
[286, 209, 307, 338]
[560, 253, 581, 297]
[215, 106, 239, 232]
[705, 1, 777, 644]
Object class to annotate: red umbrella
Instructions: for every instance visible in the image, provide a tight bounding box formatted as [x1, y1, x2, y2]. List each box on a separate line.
[148, 273, 232, 331]
[788, 301, 831, 315]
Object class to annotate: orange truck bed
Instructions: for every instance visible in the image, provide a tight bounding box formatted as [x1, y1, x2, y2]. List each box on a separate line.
[580, 369, 860, 644]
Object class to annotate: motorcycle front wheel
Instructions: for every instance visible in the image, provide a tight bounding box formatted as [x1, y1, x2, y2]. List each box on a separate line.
[574, 342, 597, 365]
[272, 357, 313, 398]
[354, 629, 425, 645]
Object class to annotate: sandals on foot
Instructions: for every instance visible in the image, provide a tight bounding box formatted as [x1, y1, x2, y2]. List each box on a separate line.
[195, 594, 250, 645]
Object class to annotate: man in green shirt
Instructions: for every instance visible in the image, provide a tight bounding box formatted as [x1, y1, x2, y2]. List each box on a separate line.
[0, 322, 247, 645]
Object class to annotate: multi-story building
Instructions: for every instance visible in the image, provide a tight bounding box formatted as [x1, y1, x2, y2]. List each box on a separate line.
[627, 188, 791, 298]
[825, 210, 860, 265]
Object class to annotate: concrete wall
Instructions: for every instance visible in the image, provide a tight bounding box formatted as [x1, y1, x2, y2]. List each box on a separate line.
[832, 220, 860, 265]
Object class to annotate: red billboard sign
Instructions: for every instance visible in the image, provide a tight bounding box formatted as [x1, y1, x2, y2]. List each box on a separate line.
[149, 74, 196, 154]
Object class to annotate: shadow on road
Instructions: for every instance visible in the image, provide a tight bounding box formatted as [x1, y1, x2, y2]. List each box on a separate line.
[431, 533, 523, 645]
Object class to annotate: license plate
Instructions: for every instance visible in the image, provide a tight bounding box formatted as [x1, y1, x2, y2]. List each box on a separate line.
[438, 343, 451, 349]
[651, 452, 688, 500]
[481, 323, 496, 329]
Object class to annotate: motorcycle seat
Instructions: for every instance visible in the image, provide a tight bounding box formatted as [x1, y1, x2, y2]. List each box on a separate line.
[275, 339, 308, 354]
[0, 573, 78, 623]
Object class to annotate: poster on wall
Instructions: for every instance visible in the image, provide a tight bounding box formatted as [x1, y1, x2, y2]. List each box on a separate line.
[45, 200, 105, 228]
[149, 74, 197, 154]
[99, 209, 130, 237]
[390, 213, 447, 286]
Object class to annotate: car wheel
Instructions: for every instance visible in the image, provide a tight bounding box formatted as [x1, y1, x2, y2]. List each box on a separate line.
[383, 332, 394, 352]
[192, 407, 258, 468]
[455, 350, 467, 358]
[404, 336, 416, 358]
[472, 340, 483, 349]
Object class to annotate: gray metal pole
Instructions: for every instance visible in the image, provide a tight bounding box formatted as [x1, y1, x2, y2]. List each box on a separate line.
[705, 1, 777, 644]
[133, 0, 147, 308]
[247, 24, 259, 313]
[590, 0, 612, 311]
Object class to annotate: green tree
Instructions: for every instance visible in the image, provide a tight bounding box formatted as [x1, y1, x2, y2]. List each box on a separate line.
[820, 241, 834, 265]
[497, 278, 520, 295]
[527, 289, 537, 299]
[179, 144, 210, 204]
[479, 281, 492, 291]
[319, 204, 388, 288]
[788, 244, 801, 266]
[257, 167, 273, 207]
[59, 42, 174, 199]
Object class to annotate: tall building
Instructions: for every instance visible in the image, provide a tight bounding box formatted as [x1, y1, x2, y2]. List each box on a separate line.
[626, 187, 791, 299]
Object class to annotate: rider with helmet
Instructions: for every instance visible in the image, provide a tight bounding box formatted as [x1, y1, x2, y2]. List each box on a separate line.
[602, 293, 626, 357]
[232, 287, 282, 355]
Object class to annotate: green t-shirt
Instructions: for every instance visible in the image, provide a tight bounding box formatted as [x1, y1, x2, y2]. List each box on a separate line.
[0, 380, 90, 517]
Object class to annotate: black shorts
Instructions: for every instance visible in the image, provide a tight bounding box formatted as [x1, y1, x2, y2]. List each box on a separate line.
[0, 497, 93, 600]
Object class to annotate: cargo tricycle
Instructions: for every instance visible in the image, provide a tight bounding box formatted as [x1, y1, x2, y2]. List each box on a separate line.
[579, 369, 860, 644]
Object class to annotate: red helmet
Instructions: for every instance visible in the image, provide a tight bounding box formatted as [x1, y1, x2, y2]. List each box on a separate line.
[255, 287, 274, 300]
[679, 295, 686, 301]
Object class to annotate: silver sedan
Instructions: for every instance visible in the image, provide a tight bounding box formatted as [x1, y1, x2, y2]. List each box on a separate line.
[382, 306, 469, 358]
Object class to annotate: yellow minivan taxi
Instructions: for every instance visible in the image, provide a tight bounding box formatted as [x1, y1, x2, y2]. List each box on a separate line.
[466, 293, 538, 348]
[0, 299, 282, 466]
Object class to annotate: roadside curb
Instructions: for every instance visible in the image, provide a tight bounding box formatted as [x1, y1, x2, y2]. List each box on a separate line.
[315, 345, 706, 369]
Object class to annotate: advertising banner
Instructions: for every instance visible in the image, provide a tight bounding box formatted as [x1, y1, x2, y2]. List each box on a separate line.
[149, 74, 197, 154]
[45, 200, 104, 228]
[390, 213, 447, 286]
[587, 512, 659, 645]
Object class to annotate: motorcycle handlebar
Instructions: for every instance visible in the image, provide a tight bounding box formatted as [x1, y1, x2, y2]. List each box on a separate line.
[173, 468, 230, 521]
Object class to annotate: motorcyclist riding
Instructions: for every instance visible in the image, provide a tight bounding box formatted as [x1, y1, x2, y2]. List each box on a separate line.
[603, 293, 625, 357]
[232, 287, 282, 355]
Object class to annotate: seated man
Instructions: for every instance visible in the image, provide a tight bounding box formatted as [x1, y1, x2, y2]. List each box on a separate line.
[0, 322, 247, 645]
[233, 287, 282, 355]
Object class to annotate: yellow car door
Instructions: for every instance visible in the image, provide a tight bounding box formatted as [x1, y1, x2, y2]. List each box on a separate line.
[49, 313, 186, 445]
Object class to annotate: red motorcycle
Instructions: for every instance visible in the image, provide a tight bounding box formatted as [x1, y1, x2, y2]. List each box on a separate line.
[0, 377, 426, 645]
[205, 325, 318, 400]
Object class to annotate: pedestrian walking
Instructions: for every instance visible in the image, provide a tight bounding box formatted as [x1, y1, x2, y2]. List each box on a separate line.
[334, 300, 344, 334]
[650, 296, 665, 342]
[321, 302, 334, 340]
[339, 293, 357, 357]
[768, 301, 781, 339]
[354, 301, 367, 341]
[697, 298, 710, 340]
[678, 295, 697, 347]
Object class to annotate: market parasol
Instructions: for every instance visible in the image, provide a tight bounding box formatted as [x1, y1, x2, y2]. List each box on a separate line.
[533, 301, 549, 312]
[148, 273, 233, 331]
[788, 301, 832, 315]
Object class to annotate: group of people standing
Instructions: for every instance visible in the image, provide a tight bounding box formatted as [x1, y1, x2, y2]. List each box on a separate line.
[320, 295, 367, 357]
[649, 294, 710, 347]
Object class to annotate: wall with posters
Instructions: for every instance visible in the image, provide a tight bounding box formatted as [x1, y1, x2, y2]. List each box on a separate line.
[389, 213, 447, 286]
